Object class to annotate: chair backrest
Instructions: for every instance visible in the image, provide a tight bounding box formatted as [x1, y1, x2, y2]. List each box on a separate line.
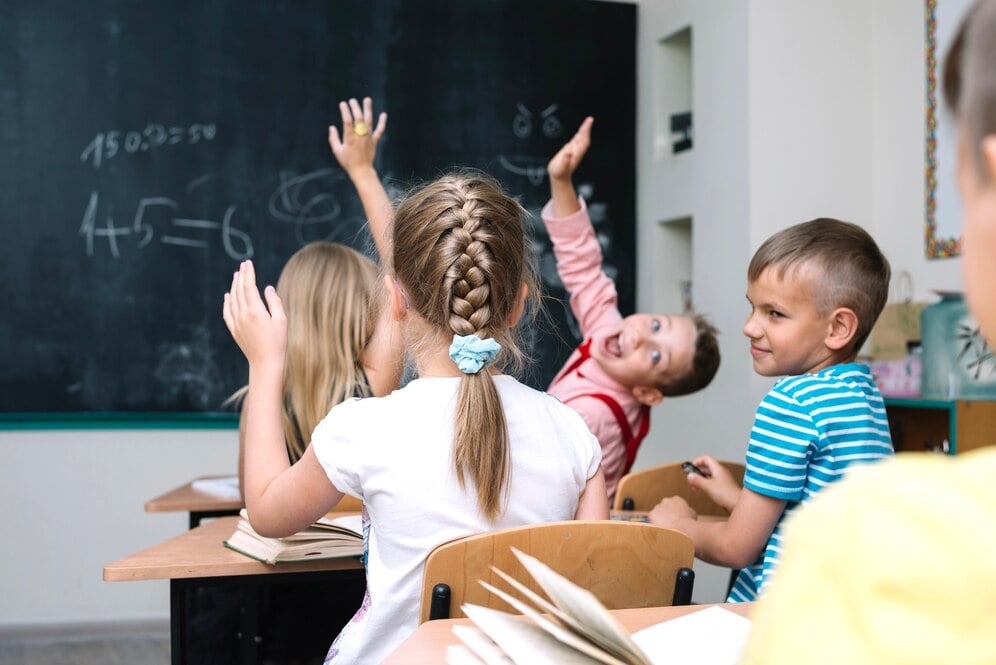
[612, 461, 746, 514]
[418, 520, 694, 623]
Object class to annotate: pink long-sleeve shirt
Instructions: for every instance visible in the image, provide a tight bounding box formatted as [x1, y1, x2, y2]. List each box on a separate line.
[543, 197, 650, 500]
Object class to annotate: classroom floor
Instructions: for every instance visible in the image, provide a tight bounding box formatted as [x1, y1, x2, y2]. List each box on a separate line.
[0, 634, 170, 665]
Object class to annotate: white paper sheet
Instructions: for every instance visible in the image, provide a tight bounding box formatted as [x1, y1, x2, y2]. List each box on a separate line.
[630, 606, 752, 665]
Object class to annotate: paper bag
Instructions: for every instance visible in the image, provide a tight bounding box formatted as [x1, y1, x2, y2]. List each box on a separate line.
[868, 302, 928, 361]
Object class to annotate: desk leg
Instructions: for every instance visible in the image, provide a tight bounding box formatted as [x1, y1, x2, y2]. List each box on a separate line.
[189, 509, 241, 529]
[239, 585, 261, 664]
[168, 570, 363, 664]
[170, 579, 188, 665]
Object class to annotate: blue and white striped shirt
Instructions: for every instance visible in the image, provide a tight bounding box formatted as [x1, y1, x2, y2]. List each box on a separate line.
[727, 363, 893, 602]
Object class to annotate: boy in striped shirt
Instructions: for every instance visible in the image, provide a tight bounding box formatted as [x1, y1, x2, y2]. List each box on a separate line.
[648, 218, 894, 602]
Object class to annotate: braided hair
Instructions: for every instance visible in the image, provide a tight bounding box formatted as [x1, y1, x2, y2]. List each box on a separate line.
[392, 171, 537, 522]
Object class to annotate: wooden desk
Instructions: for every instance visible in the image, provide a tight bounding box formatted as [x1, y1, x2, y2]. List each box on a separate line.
[383, 602, 754, 665]
[145, 476, 364, 529]
[104, 516, 364, 665]
[144, 475, 244, 529]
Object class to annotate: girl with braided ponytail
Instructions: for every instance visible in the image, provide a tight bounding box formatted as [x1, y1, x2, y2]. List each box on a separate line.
[224, 160, 607, 663]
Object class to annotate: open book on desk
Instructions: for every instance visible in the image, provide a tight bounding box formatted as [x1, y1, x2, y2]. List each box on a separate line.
[223, 509, 363, 565]
[448, 548, 751, 665]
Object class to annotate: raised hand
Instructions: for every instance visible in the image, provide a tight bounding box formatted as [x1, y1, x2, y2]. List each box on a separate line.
[547, 116, 593, 183]
[222, 260, 288, 372]
[328, 96, 387, 178]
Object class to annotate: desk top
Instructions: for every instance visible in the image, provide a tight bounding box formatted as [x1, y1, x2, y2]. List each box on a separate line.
[103, 515, 363, 582]
[609, 510, 726, 523]
[382, 602, 753, 664]
[144, 475, 364, 514]
[144, 475, 244, 514]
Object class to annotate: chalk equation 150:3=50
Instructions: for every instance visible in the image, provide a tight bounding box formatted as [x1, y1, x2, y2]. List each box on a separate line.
[79, 123, 216, 169]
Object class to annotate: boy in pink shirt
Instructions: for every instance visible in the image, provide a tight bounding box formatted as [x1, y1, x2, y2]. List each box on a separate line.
[544, 117, 721, 500]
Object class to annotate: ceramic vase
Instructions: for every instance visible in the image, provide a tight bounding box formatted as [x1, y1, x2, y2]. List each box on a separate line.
[920, 292, 996, 399]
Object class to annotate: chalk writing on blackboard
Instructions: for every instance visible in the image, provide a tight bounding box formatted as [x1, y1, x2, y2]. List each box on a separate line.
[79, 123, 216, 169]
[499, 102, 565, 185]
[0, 0, 636, 417]
[512, 102, 564, 140]
[153, 325, 224, 410]
[268, 167, 364, 245]
[79, 189, 253, 260]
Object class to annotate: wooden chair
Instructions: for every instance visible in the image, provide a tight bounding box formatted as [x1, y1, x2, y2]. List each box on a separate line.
[612, 460, 746, 515]
[613, 460, 746, 596]
[418, 520, 695, 623]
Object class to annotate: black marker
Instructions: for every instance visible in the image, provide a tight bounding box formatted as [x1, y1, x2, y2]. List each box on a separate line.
[681, 461, 704, 476]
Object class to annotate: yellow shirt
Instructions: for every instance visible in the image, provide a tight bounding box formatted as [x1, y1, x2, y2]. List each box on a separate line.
[741, 448, 996, 665]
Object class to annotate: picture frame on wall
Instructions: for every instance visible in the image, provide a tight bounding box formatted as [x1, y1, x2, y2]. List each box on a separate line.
[925, 0, 973, 259]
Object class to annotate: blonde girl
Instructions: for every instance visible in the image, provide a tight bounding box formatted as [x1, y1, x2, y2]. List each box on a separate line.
[231, 242, 395, 504]
[232, 97, 401, 505]
[223, 170, 607, 664]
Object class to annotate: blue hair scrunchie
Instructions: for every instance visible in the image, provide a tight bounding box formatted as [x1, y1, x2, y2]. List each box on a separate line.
[449, 334, 502, 374]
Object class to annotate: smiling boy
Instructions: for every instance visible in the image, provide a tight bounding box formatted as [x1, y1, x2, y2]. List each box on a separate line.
[649, 217, 894, 602]
[544, 117, 720, 500]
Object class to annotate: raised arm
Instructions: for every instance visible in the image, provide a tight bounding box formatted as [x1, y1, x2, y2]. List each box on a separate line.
[223, 260, 343, 536]
[328, 96, 392, 259]
[543, 117, 620, 337]
[547, 116, 593, 217]
[329, 97, 404, 396]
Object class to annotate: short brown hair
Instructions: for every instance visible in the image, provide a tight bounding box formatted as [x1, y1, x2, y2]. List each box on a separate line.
[660, 314, 720, 397]
[943, 0, 996, 180]
[748, 218, 890, 354]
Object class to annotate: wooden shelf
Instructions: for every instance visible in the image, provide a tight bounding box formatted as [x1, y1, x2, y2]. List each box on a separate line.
[884, 398, 996, 455]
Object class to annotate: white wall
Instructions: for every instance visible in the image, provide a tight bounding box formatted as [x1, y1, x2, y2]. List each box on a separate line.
[747, 0, 876, 396]
[0, 428, 236, 627]
[637, 0, 756, 603]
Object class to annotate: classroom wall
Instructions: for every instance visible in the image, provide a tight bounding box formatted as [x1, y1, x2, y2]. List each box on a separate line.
[635, 0, 755, 602]
[0, 429, 236, 627]
[871, 0, 962, 299]
[0, 0, 965, 629]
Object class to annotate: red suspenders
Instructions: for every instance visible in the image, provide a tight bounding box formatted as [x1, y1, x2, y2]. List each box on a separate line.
[574, 393, 650, 475]
[551, 339, 651, 475]
[551, 338, 593, 385]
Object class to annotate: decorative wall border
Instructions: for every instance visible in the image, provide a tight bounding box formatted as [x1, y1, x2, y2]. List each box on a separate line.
[925, 0, 962, 258]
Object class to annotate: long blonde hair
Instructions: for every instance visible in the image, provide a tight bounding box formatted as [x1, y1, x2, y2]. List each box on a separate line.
[231, 241, 379, 461]
[392, 172, 538, 522]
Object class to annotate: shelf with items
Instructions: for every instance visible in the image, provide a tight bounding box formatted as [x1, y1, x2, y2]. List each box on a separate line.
[884, 397, 996, 455]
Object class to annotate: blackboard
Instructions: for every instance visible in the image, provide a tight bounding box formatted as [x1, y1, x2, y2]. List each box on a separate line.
[0, 0, 636, 420]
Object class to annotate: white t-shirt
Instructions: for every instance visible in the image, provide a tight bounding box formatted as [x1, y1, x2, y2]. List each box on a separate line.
[311, 375, 602, 664]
